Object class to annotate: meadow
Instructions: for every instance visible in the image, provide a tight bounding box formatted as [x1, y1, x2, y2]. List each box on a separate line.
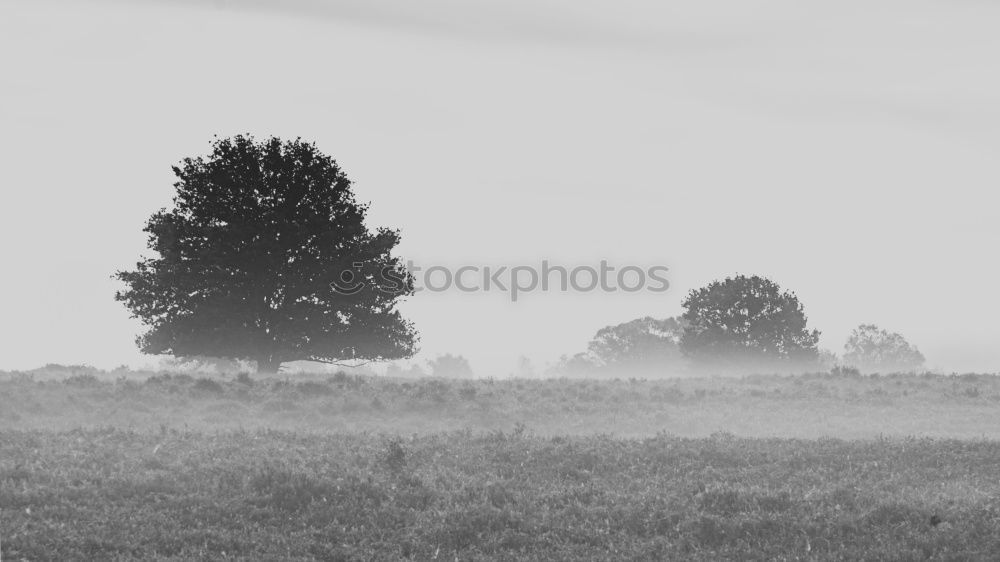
[2, 369, 1000, 560]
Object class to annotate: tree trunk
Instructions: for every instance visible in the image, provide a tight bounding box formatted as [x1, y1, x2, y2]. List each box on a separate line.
[255, 356, 282, 374]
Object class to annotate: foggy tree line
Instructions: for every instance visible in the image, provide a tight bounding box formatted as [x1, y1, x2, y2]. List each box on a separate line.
[116, 135, 925, 376]
[549, 276, 926, 377]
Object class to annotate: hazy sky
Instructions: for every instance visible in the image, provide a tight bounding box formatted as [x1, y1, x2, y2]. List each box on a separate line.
[2, 0, 999, 374]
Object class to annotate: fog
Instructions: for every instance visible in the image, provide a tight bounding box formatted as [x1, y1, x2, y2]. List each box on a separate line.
[2, 0, 999, 375]
[5, 367, 1000, 442]
[6, 4, 1000, 558]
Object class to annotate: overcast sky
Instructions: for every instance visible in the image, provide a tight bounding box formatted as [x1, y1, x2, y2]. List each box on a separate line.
[2, 0, 999, 374]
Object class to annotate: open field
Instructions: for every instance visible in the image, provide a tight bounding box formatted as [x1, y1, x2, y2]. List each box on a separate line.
[3, 370, 1000, 560]
[2, 370, 1000, 438]
[3, 429, 1000, 560]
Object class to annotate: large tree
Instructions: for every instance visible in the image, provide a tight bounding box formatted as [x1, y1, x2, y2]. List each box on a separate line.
[843, 324, 925, 373]
[680, 275, 820, 370]
[115, 135, 417, 373]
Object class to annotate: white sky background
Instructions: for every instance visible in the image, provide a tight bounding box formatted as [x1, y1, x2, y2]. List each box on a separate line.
[1, 0, 998, 375]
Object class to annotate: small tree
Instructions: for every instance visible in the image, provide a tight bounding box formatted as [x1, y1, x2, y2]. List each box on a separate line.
[428, 354, 474, 378]
[843, 324, 925, 373]
[115, 135, 417, 373]
[680, 275, 820, 371]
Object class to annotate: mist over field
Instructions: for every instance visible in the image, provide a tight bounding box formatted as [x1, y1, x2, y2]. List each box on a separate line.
[3, 0, 1000, 559]
[5, 367, 1000, 559]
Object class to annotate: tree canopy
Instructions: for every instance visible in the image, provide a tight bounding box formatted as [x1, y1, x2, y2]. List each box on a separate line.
[680, 274, 820, 371]
[115, 135, 417, 373]
[428, 354, 474, 378]
[843, 324, 925, 373]
[587, 316, 686, 372]
[549, 316, 687, 377]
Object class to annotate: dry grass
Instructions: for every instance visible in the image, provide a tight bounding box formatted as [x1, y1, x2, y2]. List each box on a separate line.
[2, 370, 1000, 559]
[1, 370, 999, 438]
[2, 429, 999, 560]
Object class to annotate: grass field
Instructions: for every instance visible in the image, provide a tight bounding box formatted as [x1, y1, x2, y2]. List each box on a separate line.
[2, 370, 1000, 560]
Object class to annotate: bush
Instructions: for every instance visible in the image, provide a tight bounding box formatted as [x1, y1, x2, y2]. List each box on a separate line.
[146, 373, 194, 386]
[831, 365, 862, 377]
[192, 378, 224, 394]
[63, 374, 101, 388]
[297, 381, 334, 396]
[382, 438, 408, 472]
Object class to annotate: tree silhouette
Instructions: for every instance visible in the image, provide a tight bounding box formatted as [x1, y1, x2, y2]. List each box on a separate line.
[548, 352, 599, 377]
[115, 135, 417, 373]
[428, 354, 474, 378]
[843, 324, 925, 373]
[547, 317, 686, 377]
[680, 275, 819, 370]
[587, 316, 687, 373]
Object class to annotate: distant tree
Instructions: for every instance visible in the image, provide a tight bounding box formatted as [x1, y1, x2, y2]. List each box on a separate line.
[548, 352, 599, 377]
[842, 324, 925, 373]
[680, 275, 820, 370]
[547, 316, 687, 377]
[405, 364, 427, 378]
[587, 316, 686, 373]
[513, 355, 536, 378]
[115, 135, 417, 374]
[428, 354, 474, 378]
[386, 362, 426, 378]
[817, 349, 839, 371]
